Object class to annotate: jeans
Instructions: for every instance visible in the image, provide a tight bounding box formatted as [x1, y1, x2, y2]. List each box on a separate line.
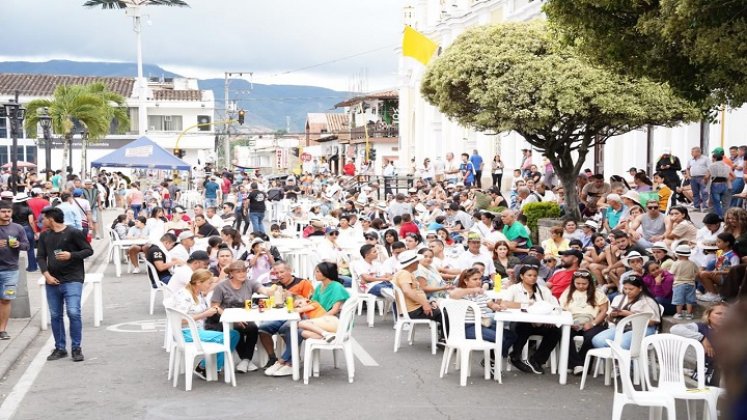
[131, 204, 142, 217]
[259, 320, 300, 363]
[23, 225, 37, 272]
[465, 322, 517, 357]
[368, 281, 393, 297]
[591, 325, 657, 349]
[475, 170, 483, 188]
[249, 212, 265, 234]
[339, 275, 352, 288]
[0, 270, 19, 301]
[710, 182, 729, 217]
[492, 173, 503, 189]
[655, 295, 676, 316]
[690, 176, 707, 209]
[182, 328, 239, 371]
[46, 281, 83, 350]
[732, 177, 745, 207]
[204, 198, 218, 208]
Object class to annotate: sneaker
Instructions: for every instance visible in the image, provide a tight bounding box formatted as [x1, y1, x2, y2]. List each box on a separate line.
[684, 312, 694, 320]
[236, 359, 250, 373]
[193, 365, 207, 381]
[245, 361, 259, 372]
[699, 293, 723, 302]
[0, 331, 10, 340]
[264, 361, 283, 376]
[509, 357, 533, 374]
[263, 356, 278, 370]
[132, 267, 140, 274]
[673, 312, 685, 320]
[47, 348, 68, 361]
[322, 332, 336, 343]
[272, 364, 293, 377]
[71, 347, 84, 362]
[528, 358, 545, 375]
[573, 366, 585, 376]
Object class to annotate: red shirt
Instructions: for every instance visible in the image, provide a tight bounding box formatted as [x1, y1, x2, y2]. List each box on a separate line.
[28, 197, 50, 220]
[399, 221, 420, 238]
[547, 269, 575, 299]
[343, 163, 356, 176]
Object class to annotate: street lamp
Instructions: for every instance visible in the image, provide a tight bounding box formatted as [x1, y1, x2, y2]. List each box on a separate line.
[81, 128, 89, 179]
[1, 99, 26, 193]
[38, 109, 53, 181]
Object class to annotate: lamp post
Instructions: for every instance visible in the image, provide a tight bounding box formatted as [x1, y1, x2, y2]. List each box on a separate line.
[38, 109, 53, 181]
[1, 94, 26, 193]
[81, 128, 89, 179]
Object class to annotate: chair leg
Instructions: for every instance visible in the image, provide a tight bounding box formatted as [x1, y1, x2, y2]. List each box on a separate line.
[313, 351, 320, 377]
[408, 324, 416, 345]
[333, 348, 338, 369]
[344, 344, 355, 383]
[357, 300, 364, 316]
[483, 350, 491, 380]
[440, 349, 450, 378]
[604, 358, 612, 386]
[149, 289, 156, 315]
[303, 347, 312, 385]
[430, 323, 437, 355]
[366, 299, 375, 327]
[184, 358, 193, 391]
[459, 350, 470, 386]
[580, 354, 593, 390]
[611, 401, 624, 420]
[550, 347, 557, 375]
[393, 324, 402, 352]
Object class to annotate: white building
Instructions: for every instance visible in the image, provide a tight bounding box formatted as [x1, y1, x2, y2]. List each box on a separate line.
[399, 0, 747, 186]
[0, 73, 215, 175]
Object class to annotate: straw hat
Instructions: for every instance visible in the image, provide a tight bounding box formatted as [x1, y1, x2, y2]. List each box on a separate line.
[621, 251, 649, 268]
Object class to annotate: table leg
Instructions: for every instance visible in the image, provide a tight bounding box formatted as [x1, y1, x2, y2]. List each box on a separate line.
[290, 320, 300, 381]
[114, 246, 122, 277]
[222, 322, 232, 384]
[559, 325, 570, 385]
[493, 321, 503, 383]
[94, 282, 103, 327]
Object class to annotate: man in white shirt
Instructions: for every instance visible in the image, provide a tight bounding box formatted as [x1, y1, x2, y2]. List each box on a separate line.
[351, 244, 393, 296]
[381, 241, 406, 276]
[444, 153, 460, 184]
[686, 146, 710, 211]
[205, 206, 225, 229]
[170, 231, 196, 262]
[427, 239, 460, 282]
[336, 215, 359, 248]
[166, 250, 210, 294]
[456, 232, 495, 274]
[433, 157, 446, 183]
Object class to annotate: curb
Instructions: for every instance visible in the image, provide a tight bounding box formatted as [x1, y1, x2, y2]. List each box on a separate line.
[0, 229, 111, 383]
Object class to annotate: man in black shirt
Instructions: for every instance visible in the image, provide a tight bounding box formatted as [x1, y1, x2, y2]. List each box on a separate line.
[145, 233, 183, 285]
[248, 182, 267, 234]
[38, 206, 93, 362]
[194, 214, 219, 238]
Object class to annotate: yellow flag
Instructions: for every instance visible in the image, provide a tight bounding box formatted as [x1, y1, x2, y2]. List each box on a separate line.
[402, 26, 438, 66]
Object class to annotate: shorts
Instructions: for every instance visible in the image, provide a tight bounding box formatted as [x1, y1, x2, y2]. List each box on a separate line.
[672, 283, 697, 305]
[0, 270, 20, 301]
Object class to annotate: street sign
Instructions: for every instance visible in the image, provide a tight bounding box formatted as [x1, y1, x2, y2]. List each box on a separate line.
[301, 152, 312, 162]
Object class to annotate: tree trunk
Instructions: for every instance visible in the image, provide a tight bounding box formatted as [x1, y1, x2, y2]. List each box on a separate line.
[545, 145, 588, 221]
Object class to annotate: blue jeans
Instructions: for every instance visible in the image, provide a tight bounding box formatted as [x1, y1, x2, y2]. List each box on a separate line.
[690, 176, 707, 209]
[249, 212, 265, 234]
[368, 281, 393, 297]
[591, 325, 657, 349]
[46, 281, 83, 350]
[24, 225, 37, 272]
[130, 204, 142, 217]
[710, 182, 729, 217]
[465, 322, 518, 358]
[182, 328, 239, 371]
[259, 320, 300, 363]
[0, 270, 19, 301]
[732, 177, 745, 207]
[339, 275, 352, 288]
[204, 198, 218, 208]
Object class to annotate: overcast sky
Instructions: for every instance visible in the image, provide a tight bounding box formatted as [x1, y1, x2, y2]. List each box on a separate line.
[0, 0, 403, 91]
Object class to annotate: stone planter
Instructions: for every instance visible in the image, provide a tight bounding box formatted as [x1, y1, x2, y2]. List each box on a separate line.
[537, 217, 565, 245]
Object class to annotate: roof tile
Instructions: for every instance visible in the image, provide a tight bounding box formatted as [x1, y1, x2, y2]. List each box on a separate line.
[0, 73, 134, 97]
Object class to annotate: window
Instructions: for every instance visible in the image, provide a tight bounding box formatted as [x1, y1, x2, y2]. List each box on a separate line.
[0, 118, 6, 139]
[0, 147, 7, 166]
[197, 115, 211, 131]
[147, 115, 183, 131]
[25, 146, 36, 164]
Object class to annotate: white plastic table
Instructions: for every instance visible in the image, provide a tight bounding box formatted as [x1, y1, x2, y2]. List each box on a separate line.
[492, 309, 574, 384]
[220, 308, 301, 383]
[111, 238, 149, 277]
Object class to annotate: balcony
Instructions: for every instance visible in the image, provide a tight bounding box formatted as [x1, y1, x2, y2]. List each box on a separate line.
[350, 124, 399, 141]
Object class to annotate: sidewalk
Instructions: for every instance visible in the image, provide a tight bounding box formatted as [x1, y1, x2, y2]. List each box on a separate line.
[0, 210, 114, 381]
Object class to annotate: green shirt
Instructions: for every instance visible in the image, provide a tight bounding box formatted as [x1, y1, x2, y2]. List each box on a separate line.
[311, 281, 350, 312]
[503, 221, 533, 247]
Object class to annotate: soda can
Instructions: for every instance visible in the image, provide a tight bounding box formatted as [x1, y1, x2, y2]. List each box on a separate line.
[244, 299, 252, 311]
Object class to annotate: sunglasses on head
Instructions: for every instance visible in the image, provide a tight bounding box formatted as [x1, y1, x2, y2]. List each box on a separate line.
[574, 271, 592, 278]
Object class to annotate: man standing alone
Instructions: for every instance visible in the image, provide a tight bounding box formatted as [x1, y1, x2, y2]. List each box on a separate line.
[470, 149, 484, 188]
[38, 207, 93, 362]
[0, 201, 30, 340]
[247, 182, 267, 234]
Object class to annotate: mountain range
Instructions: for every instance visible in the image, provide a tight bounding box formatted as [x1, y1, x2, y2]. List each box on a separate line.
[0, 60, 354, 132]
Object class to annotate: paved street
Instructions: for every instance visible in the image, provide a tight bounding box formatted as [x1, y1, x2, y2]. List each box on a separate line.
[0, 208, 713, 420]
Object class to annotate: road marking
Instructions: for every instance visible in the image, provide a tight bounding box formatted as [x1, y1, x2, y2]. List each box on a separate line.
[351, 337, 379, 367]
[0, 258, 105, 420]
[106, 319, 165, 333]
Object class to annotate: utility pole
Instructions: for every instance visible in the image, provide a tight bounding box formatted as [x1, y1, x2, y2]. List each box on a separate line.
[223, 71, 253, 170]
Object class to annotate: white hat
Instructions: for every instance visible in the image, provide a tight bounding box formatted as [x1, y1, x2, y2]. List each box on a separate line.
[674, 244, 692, 256]
[408, 187, 417, 193]
[397, 250, 424, 267]
[12, 192, 29, 203]
[0, 191, 13, 199]
[250, 237, 265, 248]
[582, 220, 600, 230]
[414, 203, 427, 214]
[646, 241, 672, 256]
[606, 193, 622, 203]
[376, 201, 387, 210]
[177, 231, 195, 243]
[621, 251, 649, 268]
[31, 187, 43, 195]
[621, 190, 641, 206]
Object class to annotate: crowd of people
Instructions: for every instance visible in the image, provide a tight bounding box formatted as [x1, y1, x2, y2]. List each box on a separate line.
[2, 143, 746, 388]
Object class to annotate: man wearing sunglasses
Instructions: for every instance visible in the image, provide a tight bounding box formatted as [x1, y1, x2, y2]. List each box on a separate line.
[546, 249, 583, 299]
[627, 200, 666, 248]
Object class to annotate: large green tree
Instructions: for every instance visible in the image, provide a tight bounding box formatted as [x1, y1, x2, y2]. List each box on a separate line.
[24, 83, 129, 180]
[421, 22, 700, 220]
[544, 0, 747, 108]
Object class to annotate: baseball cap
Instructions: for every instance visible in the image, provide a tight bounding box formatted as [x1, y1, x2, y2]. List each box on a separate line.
[177, 231, 195, 243]
[559, 249, 584, 263]
[187, 250, 210, 262]
[73, 188, 84, 197]
[712, 147, 725, 156]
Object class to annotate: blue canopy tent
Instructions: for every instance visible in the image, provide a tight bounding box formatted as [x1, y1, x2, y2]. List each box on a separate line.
[91, 136, 191, 170]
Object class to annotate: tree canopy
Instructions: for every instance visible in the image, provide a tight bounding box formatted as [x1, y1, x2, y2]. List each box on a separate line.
[544, 0, 747, 108]
[421, 22, 699, 219]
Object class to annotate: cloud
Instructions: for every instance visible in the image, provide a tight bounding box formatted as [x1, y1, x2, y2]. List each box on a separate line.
[0, 0, 403, 90]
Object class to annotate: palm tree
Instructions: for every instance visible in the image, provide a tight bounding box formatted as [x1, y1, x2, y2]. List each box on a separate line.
[24, 83, 129, 181]
[83, 0, 189, 136]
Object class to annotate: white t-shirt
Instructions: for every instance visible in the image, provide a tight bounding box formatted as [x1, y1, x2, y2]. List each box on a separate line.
[168, 265, 194, 295]
[352, 259, 383, 291]
[169, 244, 190, 262]
[498, 283, 555, 305]
[456, 250, 496, 274]
[381, 255, 401, 276]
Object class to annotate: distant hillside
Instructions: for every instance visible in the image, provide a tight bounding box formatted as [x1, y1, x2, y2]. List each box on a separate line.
[0, 60, 353, 132]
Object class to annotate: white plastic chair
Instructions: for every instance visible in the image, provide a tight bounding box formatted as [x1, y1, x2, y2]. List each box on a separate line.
[303, 297, 359, 384]
[161, 281, 175, 353]
[439, 299, 497, 386]
[640, 334, 722, 420]
[391, 283, 438, 355]
[580, 312, 652, 390]
[608, 341, 676, 420]
[145, 261, 165, 315]
[350, 271, 385, 327]
[165, 307, 236, 391]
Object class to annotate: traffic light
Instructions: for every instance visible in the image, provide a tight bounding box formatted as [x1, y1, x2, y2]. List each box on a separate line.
[238, 109, 246, 125]
[173, 148, 185, 158]
[369, 148, 377, 161]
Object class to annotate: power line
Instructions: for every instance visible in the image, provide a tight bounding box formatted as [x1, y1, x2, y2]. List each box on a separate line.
[269, 44, 396, 77]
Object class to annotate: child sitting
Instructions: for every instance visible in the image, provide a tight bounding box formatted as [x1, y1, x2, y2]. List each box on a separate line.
[295, 297, 338, 343]
[698, 233, 738, 302]
[670, 244, 699, 320]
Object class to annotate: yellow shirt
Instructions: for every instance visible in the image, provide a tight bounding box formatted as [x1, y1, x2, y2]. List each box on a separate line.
[657, 185, 672, 210]
[393, 270, 427, 313]
[542, 238, 570, 257]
